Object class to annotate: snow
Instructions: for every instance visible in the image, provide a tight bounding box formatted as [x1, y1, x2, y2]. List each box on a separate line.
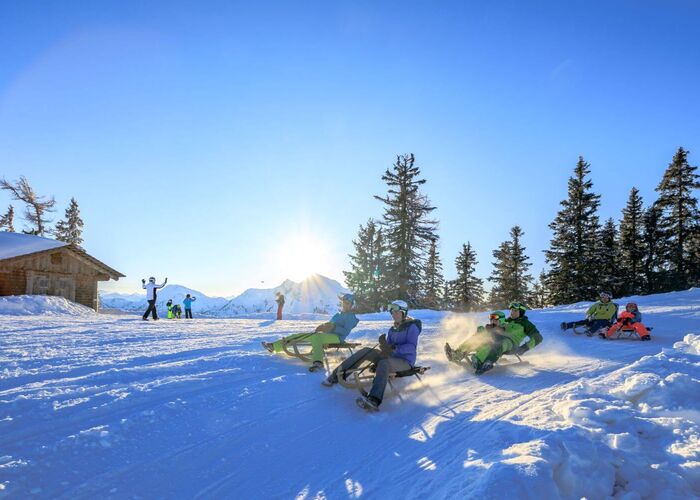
[0, 231, 67, 260]
[0, 290, 698, 498]
[0, 295, 96, 317]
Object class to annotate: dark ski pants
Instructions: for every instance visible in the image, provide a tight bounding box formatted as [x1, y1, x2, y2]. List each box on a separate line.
[330, 347, 411, 404]
[143, 300, 158, 320]
[276, 304, 283, 320]
[185, 308, 193, 319]
[563, 319, 612, 332]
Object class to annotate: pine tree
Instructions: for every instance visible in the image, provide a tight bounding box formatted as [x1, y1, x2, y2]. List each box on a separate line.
[488, 225, 533, 307]
[452, 242, 484, 312]
[442, 280, 455, 311]
[374, 154, 438, 305]
[642, 205, 666, 293]
[654, 147, 700, 290]
[422, 238, 445, 309]
[54, 198, 85, 248]
[544, 156, 602, 304]
[619, 187, 646, 296]
[0, 176, 55, 236]
[0, 205, 14, 232]
[344, 219, 387, 312]
[598, 218, 623, 297]
[529, 270, 549, 309]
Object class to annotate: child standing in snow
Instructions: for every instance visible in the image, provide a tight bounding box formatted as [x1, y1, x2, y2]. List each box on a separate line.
[183, 294, 196, 319]
[166, 299, 174, 319]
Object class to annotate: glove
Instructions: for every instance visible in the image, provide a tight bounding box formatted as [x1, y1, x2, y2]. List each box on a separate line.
[315, 322, 335, 333]
[378, 334, 394, 357]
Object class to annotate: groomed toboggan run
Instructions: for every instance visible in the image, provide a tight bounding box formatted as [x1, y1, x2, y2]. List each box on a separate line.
[1, 290, 699, 499]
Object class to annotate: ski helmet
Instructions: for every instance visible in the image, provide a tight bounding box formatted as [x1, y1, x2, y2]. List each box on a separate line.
[599, 291, 612, 300]
[507, 301, 527, 312]
[148, 277, 156, 283]
[388, 300, 409, 316]
[626, 302, 638, 310]
[489, 311, 506, 321]
[339, 293, 355, 306]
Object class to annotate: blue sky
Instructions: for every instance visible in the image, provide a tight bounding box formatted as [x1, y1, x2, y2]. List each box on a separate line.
[1, 0, 699, 296]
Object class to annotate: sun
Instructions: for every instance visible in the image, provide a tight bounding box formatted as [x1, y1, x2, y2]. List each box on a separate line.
[269, 233, 333, 282]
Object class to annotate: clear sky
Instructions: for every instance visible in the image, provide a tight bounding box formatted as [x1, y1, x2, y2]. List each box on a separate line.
[1, 1, 699, 297]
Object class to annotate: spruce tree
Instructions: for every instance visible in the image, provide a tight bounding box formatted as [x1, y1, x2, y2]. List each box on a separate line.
[0, 205, 14, 232]
[619, 187, 646, 295]
[598, 218, 623, 297]
[344, 219, 387, 312]
[544, 156, 601, 304]
[0, 176, 55, 236]
[54, 198, 85, 248]
[422, 238, 445, 309]
[642, 205, 665, 293]
[453, 242, 484, 312]
[654, 147, 700, 290]
[488, 225, 533, 307]
[442, 280, 455, 311]
[374, 154, 438, 305]
[529, 270, 549, 309]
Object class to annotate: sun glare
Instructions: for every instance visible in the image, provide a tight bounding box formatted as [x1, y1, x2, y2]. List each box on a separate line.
[269, 233, 333, 282]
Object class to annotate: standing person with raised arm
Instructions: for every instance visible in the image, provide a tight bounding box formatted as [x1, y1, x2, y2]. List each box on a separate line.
[141, 276, 167, 321]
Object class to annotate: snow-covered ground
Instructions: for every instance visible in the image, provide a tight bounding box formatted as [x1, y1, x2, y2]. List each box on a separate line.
[1, 291, 699, 499]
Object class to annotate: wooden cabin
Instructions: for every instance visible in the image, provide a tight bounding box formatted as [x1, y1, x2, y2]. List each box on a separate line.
[0, 232, 124, 311]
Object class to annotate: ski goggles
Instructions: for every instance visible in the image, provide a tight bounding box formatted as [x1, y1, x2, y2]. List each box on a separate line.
[507, 302, 526, 311]
[489, 314, 502, 320]
[388, 303, 407, 314]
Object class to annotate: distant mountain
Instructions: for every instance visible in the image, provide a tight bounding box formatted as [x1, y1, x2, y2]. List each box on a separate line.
[216, 274, 348, 316]
[99, 274, 348, 317]
[100, 285, 229, 316]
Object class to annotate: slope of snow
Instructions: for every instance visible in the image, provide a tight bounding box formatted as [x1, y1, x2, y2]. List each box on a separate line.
[0, 295, 96, 317]
[0, 231, 67, 260]
[0, 290, 698, 498]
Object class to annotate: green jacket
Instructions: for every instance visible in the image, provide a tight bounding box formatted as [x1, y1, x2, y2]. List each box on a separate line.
[503, 315, 542, 351]
[586, 301, 618, 321]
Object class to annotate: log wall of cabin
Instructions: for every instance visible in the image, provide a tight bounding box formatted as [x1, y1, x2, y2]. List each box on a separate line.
[0, 249, 110, 310]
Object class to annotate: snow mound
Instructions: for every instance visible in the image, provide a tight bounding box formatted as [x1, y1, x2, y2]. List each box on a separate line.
[0, 295, 97, 317]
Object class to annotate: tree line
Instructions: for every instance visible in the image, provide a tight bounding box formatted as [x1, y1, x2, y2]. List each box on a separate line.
[0, 176, 85, 248]
[344, 147, 700, 312]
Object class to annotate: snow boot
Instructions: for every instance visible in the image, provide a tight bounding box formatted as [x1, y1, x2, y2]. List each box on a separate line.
[475, 360, 494, 375]
[641, 335, 651, 341]
[444, 343, 455, 362]
[598, 332, 607, 339]
[321, 374, 337, 387]
[309, 361, 324, 372]
[560, 322, 568, 331]
[356, 395, 380, 412]
[261, 341, 274, 353]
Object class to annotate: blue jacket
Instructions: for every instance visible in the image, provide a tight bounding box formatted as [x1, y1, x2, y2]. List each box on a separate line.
[387, 318, 422, 366]
[329, 311, 359, 341]
[183, 297, 196, 309]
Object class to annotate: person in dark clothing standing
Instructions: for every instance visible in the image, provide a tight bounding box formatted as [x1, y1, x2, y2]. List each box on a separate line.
[275, 292, 285, 320]
[142, 276, 167, 320]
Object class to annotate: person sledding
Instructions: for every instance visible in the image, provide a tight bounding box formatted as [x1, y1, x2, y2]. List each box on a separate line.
[141, 276, 167, 320]
[448, 303, 541, 374]
[560, 291, 618, 336]
[603, 302, 651, 340]
[322, 300, 422, 412]
[444, 311, 506, 364]
[261, 293, 360, 371]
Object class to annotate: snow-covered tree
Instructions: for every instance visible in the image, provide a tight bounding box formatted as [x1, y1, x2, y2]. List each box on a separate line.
[0, 205, 14, 232]
[54, 197, 85, 248]
[375, 154, 438, 305]
[489, 225, 533, 307]
[545, 157, 601, 304]
[452, 242, 484, 312]
[0, 176, 55, 236]
[619, 187, 646, 296]
[654, 147, 700, 290]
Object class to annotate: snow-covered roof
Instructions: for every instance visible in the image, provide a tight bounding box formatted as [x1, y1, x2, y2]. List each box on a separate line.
[0, 231, 68, 260]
